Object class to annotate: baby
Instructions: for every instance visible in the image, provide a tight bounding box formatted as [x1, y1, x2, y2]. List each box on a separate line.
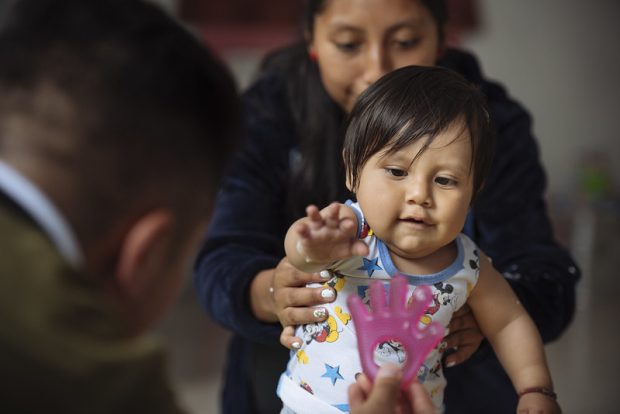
[277, 66, 559, 413]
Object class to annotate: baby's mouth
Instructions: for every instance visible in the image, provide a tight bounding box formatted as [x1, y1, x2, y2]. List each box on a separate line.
[400, 217, 432, 227]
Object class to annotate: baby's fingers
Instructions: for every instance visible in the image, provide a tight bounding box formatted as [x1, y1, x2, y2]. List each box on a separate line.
[323, 202, 342, 228]
[306, 205, 323, 229]
[295, 221, 312, 239]
[280, 326, 302, 350]
[352, 239, 369, 257]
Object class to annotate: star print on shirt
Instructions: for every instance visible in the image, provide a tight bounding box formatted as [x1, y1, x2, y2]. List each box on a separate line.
[357, 257, 382, 277]
[321, 363, 344, 385]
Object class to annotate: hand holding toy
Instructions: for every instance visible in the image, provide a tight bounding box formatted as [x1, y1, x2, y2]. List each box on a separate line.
[347, 274, 444, 388]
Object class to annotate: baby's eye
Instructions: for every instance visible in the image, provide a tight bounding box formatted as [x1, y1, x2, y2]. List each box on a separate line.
[435, 176, 457, 186]
[386, 168, 407, 177]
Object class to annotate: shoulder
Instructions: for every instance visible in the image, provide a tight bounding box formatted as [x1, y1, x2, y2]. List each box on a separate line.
[439, 48, 532, 129]
[456, 233, 481, 268]
[457, 232, 478, 248]
[241, 71, 298, 149]
[243, 71, 291, 122]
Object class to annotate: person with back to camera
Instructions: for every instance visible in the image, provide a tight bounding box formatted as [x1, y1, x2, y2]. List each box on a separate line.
[0, 0, 432, 412]
[0, 0, 243, 412]
[278, 65, 560, 413]
[193, 0, 580, 412]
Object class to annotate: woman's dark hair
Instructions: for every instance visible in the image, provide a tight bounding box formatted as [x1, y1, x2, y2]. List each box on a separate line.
[257, 0, 448, 220]
[343, 65, 495, 198]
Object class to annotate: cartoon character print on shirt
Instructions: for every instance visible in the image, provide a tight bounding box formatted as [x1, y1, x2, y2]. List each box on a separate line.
[301, 316, 340, 345]
[324, 274, 351, 326]
[407, 282, 456, 326]
[299, 380, 314, 395]
[357, 285, 372, 307]
[356, 279, 390, 308]
[359, 221, 372, 239]
[465, 249, 480, 296]
[296, 308, 351, 364]
[295, 274, 351, 365]
[296, 316, 340, 365]
[374, 340, 407, 367]
[469, 249, 479, 271]
[325, 272, 346, 301]
[417, 339, 448, 383]
[433, 281, 458, 312]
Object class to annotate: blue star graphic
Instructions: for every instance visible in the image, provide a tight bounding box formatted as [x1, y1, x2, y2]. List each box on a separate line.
[357, 257, 382, 277]
[321, 363, 344, 385]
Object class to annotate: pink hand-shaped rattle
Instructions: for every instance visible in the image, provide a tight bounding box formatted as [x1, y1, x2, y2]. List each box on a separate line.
[347, 274, 444, 388]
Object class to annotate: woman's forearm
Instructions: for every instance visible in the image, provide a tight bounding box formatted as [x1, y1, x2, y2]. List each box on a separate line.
[250, 268, 279, 323]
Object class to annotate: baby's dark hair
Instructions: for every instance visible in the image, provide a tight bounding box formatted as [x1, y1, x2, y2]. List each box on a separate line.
[343, 65, 494, 199]
[0, 0, 240, 244]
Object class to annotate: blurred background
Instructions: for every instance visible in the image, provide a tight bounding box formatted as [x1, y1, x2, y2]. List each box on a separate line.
[3, 0, 618, 412]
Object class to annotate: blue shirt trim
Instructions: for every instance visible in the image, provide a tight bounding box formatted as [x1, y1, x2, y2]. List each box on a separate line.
[377, 236, 464, 285]
[345, 199, 364, 239]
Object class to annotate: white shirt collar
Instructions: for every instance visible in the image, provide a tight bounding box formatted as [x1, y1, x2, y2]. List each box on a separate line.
[0, 160, 83, 268]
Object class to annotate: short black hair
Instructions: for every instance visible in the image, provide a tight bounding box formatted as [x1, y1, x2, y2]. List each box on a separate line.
[0, 0, 240, 242]
[343, 65, 494, 198]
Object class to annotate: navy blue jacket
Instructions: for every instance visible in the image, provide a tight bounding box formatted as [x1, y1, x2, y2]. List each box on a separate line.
[194, 49, 579, 413]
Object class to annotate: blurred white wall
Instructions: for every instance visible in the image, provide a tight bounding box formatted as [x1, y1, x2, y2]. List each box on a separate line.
[461, 0, 620, 198]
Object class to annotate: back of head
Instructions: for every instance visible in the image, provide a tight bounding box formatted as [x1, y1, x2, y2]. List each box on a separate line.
[343, 65, 494, 198]
[0, 0, 240, 245]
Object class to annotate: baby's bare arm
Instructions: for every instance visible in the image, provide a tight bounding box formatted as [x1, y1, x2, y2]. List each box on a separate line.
[468, 252, 559, 413]
[284, 203, 368, 273]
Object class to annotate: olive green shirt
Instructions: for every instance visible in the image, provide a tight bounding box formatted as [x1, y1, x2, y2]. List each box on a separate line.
[0, 200, 186, 414]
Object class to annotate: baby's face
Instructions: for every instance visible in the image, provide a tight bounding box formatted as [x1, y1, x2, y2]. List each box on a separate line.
[354, 120, 474, 264]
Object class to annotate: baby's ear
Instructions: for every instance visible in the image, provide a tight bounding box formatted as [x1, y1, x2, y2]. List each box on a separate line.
[345, 171, 353, 192]
[342, 149, 354, 192]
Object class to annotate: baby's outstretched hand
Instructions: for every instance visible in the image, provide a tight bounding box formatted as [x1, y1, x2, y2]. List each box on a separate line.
[295, 203, 368, 265]
[348, 275, 444, 389]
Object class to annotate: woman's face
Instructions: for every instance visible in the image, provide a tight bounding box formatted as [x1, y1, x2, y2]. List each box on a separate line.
[309, 0, 440, 112]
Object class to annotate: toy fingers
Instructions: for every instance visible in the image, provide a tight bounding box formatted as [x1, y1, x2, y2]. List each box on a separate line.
[347, 274, 444, 388]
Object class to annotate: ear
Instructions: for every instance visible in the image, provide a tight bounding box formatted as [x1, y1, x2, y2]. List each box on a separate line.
[115, 209, 174, 299]
[343, 150, 354, 192]
[305, 29, 318, 59]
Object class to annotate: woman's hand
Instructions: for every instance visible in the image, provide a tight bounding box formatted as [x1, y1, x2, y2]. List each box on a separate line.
[443, 303, 484, 367]
[349, 364, 438, 414]
[250, 257, 336, 346]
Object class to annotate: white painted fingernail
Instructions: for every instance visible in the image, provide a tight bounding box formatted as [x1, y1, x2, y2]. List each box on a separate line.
[321, 289, 334, 299]
[313, 308, 326, 318]
[446, 361, 456, 368]
[292, 342, 301, 349]
[319, 270, 331, 279]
